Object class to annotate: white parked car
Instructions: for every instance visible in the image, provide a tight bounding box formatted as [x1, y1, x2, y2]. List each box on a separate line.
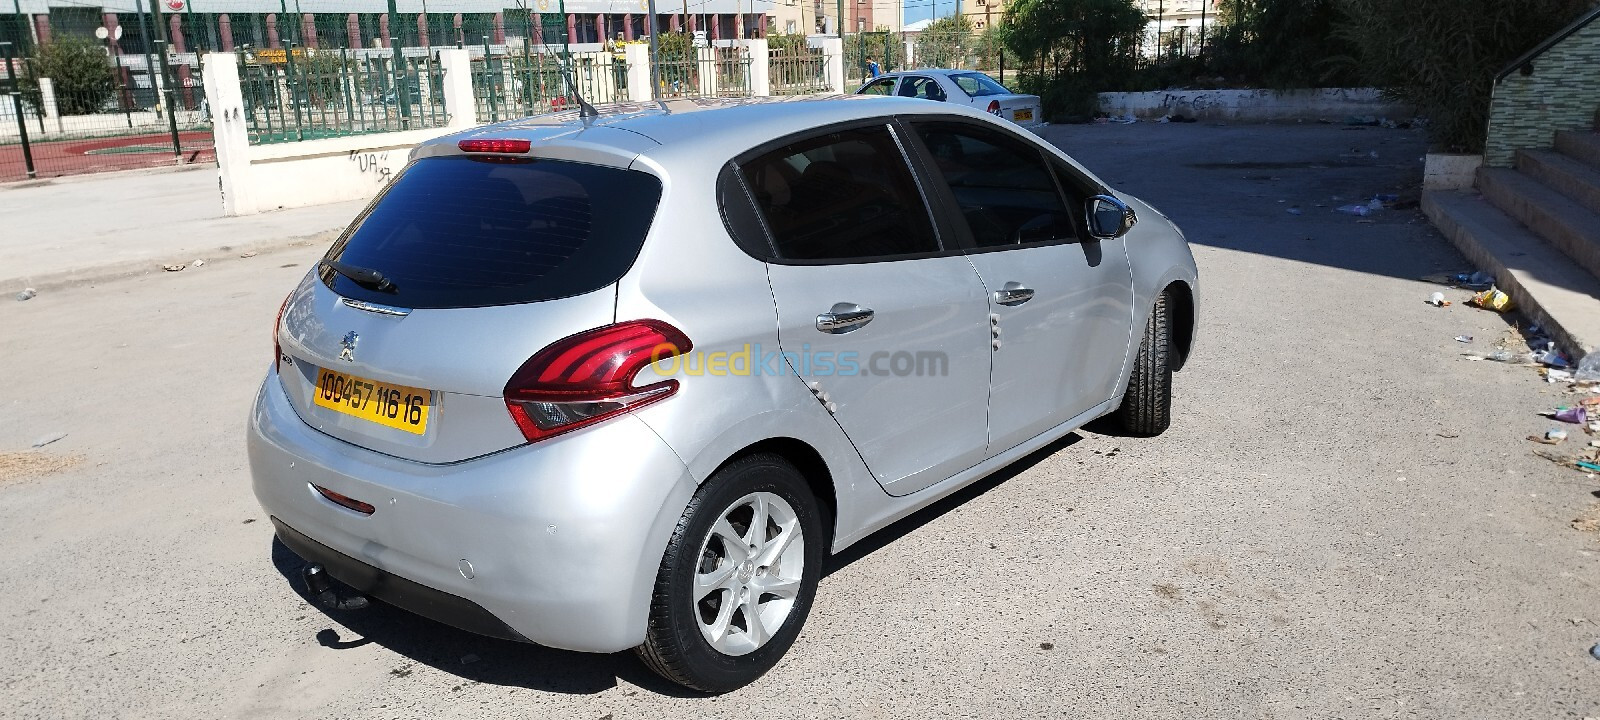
[856, 69, 1044, 128]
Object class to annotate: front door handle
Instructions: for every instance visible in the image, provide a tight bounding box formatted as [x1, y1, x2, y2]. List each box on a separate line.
[816, 303, 875, 334]
[993, 283, 1035, 307]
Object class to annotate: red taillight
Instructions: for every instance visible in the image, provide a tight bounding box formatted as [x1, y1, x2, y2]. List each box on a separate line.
[273, 293, 290, 371]
[458, 138, 532, 154]
[503, 320, 692, 443]
[986, 100, 1002, 116]
[313, 485, 376, 515]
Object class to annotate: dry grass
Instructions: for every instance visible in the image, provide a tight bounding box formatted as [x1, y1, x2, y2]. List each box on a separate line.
[0, 451, 81, 486]
[1574, 504, 1600, 534]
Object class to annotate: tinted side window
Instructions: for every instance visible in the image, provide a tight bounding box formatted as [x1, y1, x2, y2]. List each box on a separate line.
[859, 78, 896, 95]
[897, 77, 946, 101]
[322, 156, 661, 308]
[912, 122, 1078, 248]
[739, 125, 940, 261]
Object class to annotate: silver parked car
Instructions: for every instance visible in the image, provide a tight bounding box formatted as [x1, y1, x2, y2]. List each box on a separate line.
[857, 69, 1045, 128]
[249, 95, 1198, 692]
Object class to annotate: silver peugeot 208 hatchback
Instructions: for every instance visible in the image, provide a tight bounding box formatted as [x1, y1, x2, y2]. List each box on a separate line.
[249, 95, 1198, 693]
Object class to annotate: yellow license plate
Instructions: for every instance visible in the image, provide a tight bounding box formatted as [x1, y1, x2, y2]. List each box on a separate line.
[1013, 108, 1034, 122]
[313, 368, 432, 435]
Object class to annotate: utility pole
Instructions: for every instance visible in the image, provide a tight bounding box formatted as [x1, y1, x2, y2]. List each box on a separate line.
[1155, 0, 1163, 60]
[10, 0, 28, 56]
[1199, 0, 1207, 55]
[647, 0, 660, 98]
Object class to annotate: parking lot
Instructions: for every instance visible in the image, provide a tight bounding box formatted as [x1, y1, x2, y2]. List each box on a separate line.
[2, 121, 1597, 718]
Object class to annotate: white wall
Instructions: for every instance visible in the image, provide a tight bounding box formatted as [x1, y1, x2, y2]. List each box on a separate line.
[204, 50, 474, 217]
[1097, 88, 1413, 121]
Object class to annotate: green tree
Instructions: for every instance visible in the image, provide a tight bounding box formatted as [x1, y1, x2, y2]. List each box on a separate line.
[22, 37, 116, 115]
[998, 0, 1145, 119]
[1339, 0, 1592, 152]
[1000, 0, 1144, 81]
[915, 15, 973, 70]
[846, 28, 901, 79]
[1206, 0, 1359, 88]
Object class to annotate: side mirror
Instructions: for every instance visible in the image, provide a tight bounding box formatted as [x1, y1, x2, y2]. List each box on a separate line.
[1086, 194, 1136, 239]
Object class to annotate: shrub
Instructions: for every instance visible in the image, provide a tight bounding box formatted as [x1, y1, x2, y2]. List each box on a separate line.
[1339, 0, 1593, 152]
[22, 37, 116, 115]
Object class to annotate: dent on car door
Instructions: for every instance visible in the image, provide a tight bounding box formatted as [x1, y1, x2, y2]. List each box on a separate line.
[731, 122, 991, 496]
[902, 119, 1134, 457]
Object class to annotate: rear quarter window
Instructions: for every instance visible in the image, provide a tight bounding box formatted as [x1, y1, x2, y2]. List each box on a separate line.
[321, 155, 662, 309]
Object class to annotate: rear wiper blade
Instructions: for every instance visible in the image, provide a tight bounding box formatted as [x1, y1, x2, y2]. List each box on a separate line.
[324, 259, 398, 293]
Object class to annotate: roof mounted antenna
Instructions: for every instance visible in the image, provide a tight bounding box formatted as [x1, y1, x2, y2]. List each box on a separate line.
[553, 56, 599, 120]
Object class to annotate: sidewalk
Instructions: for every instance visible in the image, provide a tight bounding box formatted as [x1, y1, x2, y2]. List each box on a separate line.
[0, 166, 366, 293]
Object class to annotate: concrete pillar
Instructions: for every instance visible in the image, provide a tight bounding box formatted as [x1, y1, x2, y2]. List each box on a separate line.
[218, 14, 233, 51]
[625, 43, 650, 101]
[452, 13, 462, 45]
[746, 38, 768, 96]
[266, 14, 280, 49]
[734, 13, 743, 40]
[204, 53, 257, 217]
[348, 13, 361, 48]
[696, 46, 715, 96]
[104, 13, 136, 109]
[566, 14, 576, 44]
[712, 13, 721, 42]
[687, 14, 696, 33]
[32, 14, 49, 46]
[437, 48, 476, 129]
[595, 13, 605, 44]
[418, 13, 429, 48]
[623, 14, 633, 40]
[379, 14, 391, 48]
[670, 15, 679, 32]
[170, 15, 195, 108]
[38, 77, 59, 131]
[808, 35, 843, 93]
[493, 12, 505, 44]
[301, 13, 316, 48]
[759, 14, 767, 38]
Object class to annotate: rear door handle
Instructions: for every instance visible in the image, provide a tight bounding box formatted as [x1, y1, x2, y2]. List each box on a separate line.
[816, 303, 875, 334]
[993, 284, 1035, 307]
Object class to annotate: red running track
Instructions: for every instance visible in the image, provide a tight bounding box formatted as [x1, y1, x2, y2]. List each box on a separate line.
[0, 131, 216, 182]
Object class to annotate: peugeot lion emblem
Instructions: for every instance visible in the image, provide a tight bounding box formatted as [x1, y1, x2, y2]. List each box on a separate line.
[338, 331, 359, 362]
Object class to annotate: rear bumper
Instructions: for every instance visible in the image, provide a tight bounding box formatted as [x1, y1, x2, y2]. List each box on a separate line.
[272, 516, 530, 642]
[248, 367, 698, 653]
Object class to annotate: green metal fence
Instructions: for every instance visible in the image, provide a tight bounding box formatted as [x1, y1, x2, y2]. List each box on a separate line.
[658, 46, 750, 99]
[471, 45, 627, 123]
[769, 47, 829, 95]
[240, 47, 447, 144]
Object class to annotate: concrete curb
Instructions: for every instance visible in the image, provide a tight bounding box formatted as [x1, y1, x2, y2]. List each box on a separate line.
[3, 228, 340, 296]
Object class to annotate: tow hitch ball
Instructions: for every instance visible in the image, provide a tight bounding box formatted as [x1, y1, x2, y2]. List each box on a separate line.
[301, 564, 371, 611]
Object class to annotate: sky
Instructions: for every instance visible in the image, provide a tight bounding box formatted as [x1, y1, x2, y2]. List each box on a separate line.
[903, 0, 957, 25]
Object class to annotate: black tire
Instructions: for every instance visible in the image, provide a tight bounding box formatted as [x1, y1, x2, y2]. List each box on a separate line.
[1115, 290, 1173, 436]
[635, 453, 825, 693]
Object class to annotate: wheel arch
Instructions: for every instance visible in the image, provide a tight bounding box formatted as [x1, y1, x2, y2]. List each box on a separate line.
[1164, 280, 1195, 372]
[711, 437, 838, 552]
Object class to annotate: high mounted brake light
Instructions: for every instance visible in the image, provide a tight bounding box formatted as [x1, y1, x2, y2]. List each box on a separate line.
[458, 138, 532, 154]
[503, 320, 692, 443]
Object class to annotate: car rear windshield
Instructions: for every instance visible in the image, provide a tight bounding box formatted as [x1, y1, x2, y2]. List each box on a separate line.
[950, 73, 1010, 97]
[320, 155, 662, 309]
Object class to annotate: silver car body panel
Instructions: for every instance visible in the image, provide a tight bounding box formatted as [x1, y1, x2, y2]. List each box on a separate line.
[250, 95, 1198, 653]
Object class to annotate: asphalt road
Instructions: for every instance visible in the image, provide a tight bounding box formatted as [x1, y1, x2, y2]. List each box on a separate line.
[2, 121, 1598, 719]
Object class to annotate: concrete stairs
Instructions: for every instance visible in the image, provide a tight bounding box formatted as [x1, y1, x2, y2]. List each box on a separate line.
[1423, 129, 1600, 361]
